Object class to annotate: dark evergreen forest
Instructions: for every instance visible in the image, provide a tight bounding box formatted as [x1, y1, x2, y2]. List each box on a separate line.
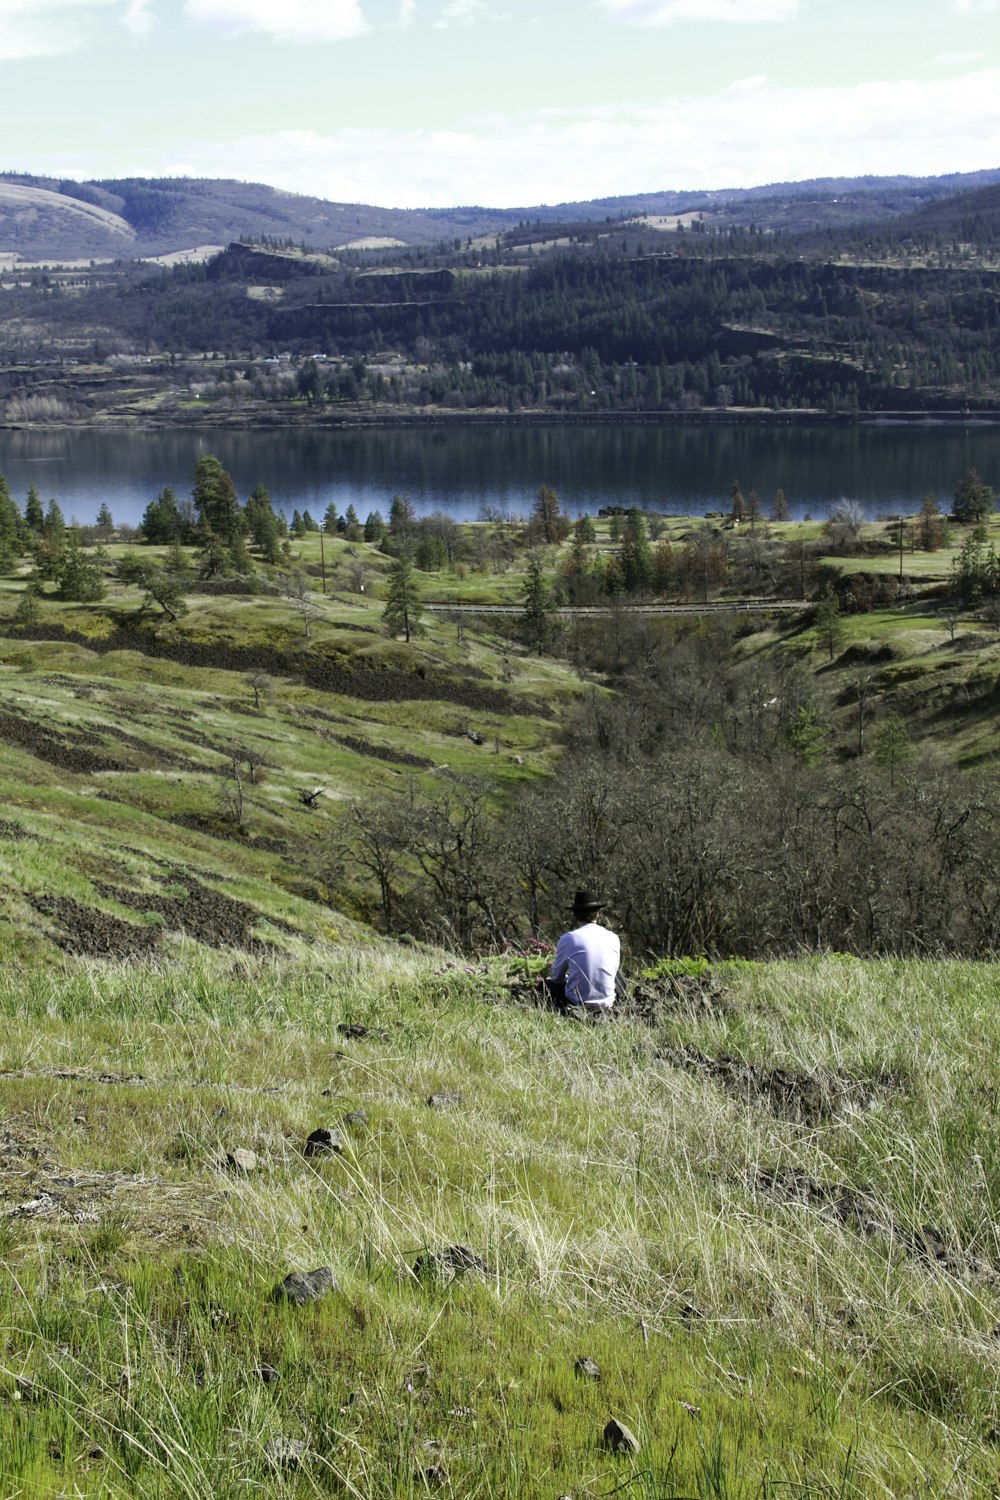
[3, 189, 1000, 415]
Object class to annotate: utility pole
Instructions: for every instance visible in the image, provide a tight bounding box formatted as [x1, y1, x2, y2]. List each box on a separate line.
[319, 525, 327, 595]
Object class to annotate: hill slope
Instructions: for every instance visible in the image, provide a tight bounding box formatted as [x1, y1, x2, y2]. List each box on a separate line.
[3, 166, 1000, 263]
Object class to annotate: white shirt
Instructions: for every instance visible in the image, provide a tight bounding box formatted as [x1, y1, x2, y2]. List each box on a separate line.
[550, 921, 621, 1008]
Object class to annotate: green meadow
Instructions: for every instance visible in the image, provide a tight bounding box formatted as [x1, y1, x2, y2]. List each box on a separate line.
[2, 504, 1000, 1494]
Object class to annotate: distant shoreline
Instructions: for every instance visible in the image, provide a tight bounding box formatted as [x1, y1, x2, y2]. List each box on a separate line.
[3, 406, 999, 435]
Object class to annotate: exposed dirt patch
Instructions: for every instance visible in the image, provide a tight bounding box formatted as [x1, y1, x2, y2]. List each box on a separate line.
[94, 875, 294, 948]
[660, 1044, 902, 1124]
[167, 812, 295, 859]
[27, 893, 161, 960]
[92, 722, 203, 770]
[619, 974, 730, 1024]
[0, 710, 128, 775]
[4, 624, 542, 716]
[335, 734, 434, 769]
[496, 972, 729, 1027]
[0, 820, 31, 841]
[755, 1167, 990, 1279]
[0, 1118, 224, 1246]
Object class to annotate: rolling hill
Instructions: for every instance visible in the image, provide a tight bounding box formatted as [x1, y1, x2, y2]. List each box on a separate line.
[3, 166, 1000, 264]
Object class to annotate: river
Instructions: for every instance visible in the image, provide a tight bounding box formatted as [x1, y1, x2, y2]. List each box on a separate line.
[1, 420, 998, 528]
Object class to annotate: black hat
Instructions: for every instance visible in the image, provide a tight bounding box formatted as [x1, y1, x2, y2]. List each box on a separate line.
[571, 889, 603, 914]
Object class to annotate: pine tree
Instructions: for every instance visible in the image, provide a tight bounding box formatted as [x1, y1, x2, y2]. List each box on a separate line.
[42, 498, 65, 542]
[142, 486, 183, 544]
[529, 484, 568, 544]
[620, 508, 652, 593]
[952, 468, 995, 525]
[815, 587, 845, 660]
[382, 553, 422, 642]
[389, 495, 416, 540]
[192, 455, 243, 542]
[519, 554, 555, 652]
[245, 483, 280, 563]
[364, 510, 386, 543]
[24, 486, 44, 533]
[57, 535, 105, 602]
[0, 475, 22, 566]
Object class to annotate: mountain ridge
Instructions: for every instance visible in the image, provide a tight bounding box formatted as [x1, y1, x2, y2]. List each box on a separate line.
[3, 166, 1000, 263]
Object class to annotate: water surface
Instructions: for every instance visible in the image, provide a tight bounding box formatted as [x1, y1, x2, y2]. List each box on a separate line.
[1, 421, 997, 527]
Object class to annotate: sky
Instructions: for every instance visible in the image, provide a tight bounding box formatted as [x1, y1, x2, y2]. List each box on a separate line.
[1, 0, 998, 209]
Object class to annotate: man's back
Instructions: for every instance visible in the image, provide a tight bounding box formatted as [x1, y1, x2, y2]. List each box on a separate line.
[551, 920, 620, 1008]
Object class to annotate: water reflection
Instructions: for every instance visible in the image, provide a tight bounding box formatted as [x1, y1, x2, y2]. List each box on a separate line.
[0, 421, 997, 527]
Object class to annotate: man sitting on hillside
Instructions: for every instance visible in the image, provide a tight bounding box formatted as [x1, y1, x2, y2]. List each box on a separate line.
[546, 890, 621, 1020]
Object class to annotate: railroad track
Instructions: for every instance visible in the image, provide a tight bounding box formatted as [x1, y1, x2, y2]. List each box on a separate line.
[425, 599, 808, 616]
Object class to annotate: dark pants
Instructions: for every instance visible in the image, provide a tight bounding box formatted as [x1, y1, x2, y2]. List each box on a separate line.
[537, 978, 612, 1022]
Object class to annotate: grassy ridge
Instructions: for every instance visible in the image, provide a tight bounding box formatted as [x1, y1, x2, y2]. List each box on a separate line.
[2, 951, 1000, 1495]
[3, 516, 1000, 1493]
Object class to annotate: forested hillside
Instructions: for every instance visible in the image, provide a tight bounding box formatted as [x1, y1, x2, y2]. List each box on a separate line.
[3, 239, 1000, 419]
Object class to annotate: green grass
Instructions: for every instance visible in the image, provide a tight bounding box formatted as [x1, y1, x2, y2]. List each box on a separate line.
[0, 558, 569, 967]
[5, 523, 1000, 1492]
[2, 951, 1000, 1495]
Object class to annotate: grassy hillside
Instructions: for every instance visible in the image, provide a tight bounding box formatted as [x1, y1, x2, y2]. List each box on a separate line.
[0, 540, 568, 967]
[4, 949, 1000, 1496]
[2, 503, 1000, 962]
[4, 507, 1000, 1491]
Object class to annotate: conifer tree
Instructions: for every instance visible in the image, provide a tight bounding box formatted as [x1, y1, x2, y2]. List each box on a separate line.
[519, 553, 555, 652]
[192, 455, 243, 542]
[952, 467, 996, 525]
[245, 482, 280, 563]
[0, 475, 22, 566]
[382, 553, 422, 642]
[142, 486, 183, 544]
[57, 533, 105, 601]
[24, 486, 44, 533]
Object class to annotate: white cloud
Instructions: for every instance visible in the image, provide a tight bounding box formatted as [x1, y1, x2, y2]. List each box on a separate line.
[183, 0, 369, 42]
[599, 0, 798, 23]
[123, 0, 155, 34]
[0, 0, 113, 59]
[934, 48, 984, 63]
[153, 68, 1000, 210]
[722, 73, 770, 94]
[951, 0, 997, 11]
[434, 0, 486, 22]
[397, 0, 415, 22]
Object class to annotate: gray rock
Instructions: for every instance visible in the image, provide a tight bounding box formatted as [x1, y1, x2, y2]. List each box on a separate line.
[256, 1364, 280, 1385]
[225, 1148, 257, 1173]
[413, 1244, 487, 1281]
[273, 1267, 337, 1305]
[426, 1092, 461, 1110]
[304, 1128, 344, 1157]
[337, 1023, 390, 1042]
[342, 1108, 369, 1128]
[575, 1355, 601, 1380]
[603, 1417, 640, 1456]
